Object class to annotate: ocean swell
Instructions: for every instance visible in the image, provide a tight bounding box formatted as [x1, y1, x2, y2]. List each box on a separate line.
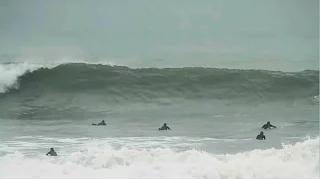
[2, 63, 319, 101]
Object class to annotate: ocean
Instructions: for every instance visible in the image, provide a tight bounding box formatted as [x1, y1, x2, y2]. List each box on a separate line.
[0, 62, 319, 178]
[0, 0, 319, 178]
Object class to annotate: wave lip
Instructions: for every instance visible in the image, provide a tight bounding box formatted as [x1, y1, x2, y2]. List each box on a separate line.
[0, 61, 119, 93]
[0, 62, 43, 93]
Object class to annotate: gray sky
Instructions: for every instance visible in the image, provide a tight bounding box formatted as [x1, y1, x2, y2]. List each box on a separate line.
[0, 0, 318, 70]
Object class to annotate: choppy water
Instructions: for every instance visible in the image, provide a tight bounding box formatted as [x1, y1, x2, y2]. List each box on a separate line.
[0, 62, 319, 178]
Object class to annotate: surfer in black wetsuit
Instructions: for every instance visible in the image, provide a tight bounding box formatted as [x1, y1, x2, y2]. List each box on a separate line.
[256, 131, 266, 140]
[46, 148, 57, 156]
[98, 120, 106, 125]
[158, 123, 171, 130]
[92, 120, 106, 126]
[262, 121, 276, 130]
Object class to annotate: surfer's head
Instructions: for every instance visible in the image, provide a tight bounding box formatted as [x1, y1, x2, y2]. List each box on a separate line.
[102, 120, 105, 122]
[267, 121, 270, 125]
[164, 123, 167, 126]
[50, 148, 54, 151]
[260, 131, 264, 135]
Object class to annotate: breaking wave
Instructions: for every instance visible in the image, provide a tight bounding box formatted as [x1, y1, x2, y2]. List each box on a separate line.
[0, 136, 318, 178]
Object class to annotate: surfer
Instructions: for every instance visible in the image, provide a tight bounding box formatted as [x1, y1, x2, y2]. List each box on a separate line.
[158, 123, 171, 130]
[256, 131, 266, 140]
[92, 120, 106, 126]
[46, 148, 57, 156]
[262, 121, 276, 130]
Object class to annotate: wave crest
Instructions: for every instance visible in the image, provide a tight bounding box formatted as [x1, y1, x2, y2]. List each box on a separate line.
[2, 63, 319, 100]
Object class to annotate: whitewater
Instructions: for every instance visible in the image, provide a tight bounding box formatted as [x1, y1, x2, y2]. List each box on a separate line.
[0, 136, 318, 179]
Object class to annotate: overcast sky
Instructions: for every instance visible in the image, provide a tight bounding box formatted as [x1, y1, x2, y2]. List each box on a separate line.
[0, 0, 318, 69]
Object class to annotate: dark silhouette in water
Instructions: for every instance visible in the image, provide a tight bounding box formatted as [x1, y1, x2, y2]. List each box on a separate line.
[92, 120, 106, 126]
[158, 123, 171, 130]
[262, 121, 276, 130]
[46, 148, 57, 156]
[256, 131, 266, 140]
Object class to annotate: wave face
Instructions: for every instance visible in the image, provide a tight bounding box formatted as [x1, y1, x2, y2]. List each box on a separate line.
[2, 63, 319, 99]
[0, 62, 318, 120]
[0, 137, 318, 178]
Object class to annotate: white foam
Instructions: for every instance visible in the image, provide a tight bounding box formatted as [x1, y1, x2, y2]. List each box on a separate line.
[0, 59, 121, 93]
[0, 62, 43, 93]
[0, 137, 318, 178]
[0, 46, 125, 93]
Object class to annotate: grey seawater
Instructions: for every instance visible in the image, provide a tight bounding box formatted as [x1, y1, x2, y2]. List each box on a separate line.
[1, 99, 318, 157]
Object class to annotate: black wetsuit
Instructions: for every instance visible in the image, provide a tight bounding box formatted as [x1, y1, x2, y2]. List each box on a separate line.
[159, 126, 171, 130]
[46, 150, 57, 156]
[262, 124, 276, 130]
[256, 134, 266, 140]
[98, 122, 106, 126]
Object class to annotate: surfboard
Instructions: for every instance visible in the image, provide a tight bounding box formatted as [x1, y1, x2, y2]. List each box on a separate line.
[264, 127, 276, 131]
